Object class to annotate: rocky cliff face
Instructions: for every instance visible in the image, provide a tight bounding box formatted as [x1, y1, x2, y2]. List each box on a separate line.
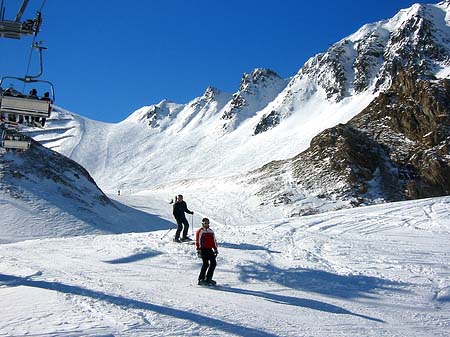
[253, 68, 450, 215]
[375, 4, 450, 90]
[352, 69, 450, 199]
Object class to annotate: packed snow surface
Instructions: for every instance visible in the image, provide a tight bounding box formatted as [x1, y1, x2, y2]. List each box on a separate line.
[1, 193, 450, 336]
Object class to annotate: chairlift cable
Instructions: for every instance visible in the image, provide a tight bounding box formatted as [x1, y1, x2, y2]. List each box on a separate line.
[38, 0, 46, 12]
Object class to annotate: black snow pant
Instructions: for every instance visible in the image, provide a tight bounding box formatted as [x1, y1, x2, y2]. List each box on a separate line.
[174, 216, 189, 240]
[198, 249, 217, 281]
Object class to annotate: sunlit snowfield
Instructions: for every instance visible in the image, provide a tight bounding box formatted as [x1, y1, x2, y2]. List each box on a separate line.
[1, 192, 449, 336]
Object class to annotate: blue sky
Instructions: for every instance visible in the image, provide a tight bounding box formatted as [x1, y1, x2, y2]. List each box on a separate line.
[1, 0, 422, 122]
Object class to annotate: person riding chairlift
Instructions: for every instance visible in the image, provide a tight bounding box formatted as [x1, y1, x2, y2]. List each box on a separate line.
[3, 87, 22, 97]
[28, 88, 38, 99]
[38, 92, 53, 127]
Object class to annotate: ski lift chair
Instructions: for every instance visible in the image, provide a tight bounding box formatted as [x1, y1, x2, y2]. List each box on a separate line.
[0, 127, 30, 150]
[0, 1, 41, 39]
[0, 76, 55, 126]
[0, 19, 34, 39]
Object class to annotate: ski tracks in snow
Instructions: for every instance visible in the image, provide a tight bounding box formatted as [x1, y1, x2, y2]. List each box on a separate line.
[1, 194, 450, 336]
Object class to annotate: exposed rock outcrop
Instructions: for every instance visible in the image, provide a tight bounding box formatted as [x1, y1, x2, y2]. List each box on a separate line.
[352, 69, 450, 199]
[253, 68, 450, 215]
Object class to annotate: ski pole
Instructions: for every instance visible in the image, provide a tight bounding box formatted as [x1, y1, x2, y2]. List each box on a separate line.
[191, 213, 194, 237]
[161, 228, 173, 240]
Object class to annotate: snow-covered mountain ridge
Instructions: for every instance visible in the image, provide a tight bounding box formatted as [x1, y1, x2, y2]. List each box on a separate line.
[27, 1, 450, 216]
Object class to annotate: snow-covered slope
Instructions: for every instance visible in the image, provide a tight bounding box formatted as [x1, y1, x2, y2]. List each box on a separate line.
[1, 193, 450, 336]
[0, 142, 171, 243]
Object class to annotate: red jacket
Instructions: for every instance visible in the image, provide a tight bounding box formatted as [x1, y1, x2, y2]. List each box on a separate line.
[196, 227, 217, 250]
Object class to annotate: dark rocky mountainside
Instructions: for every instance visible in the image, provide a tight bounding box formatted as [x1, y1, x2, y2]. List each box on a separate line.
[252, 68, 450, 215]
[350, 69, 450, 199]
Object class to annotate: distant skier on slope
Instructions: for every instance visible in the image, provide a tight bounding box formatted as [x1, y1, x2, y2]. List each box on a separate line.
[196, 217, 218, 285]
[172, 194, 194, 242]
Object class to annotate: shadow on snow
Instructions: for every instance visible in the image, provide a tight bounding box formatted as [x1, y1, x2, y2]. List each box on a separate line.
[219, 242, 281, 254]
[103, 249, 162, 264]
[214, 285, 384, 323]
[0, 273, 279, 337]
[237, 263, 408, 300]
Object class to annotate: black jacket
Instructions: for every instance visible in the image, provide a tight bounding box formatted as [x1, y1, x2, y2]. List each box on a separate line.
[173, 200, 193, 219]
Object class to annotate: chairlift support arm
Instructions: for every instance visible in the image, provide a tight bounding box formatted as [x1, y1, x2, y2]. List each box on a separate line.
[26, 42, 47, 79]
[14, 0, 30, 22]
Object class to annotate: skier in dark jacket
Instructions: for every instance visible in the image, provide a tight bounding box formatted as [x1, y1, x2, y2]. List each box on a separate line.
[196, 217, 218, 285]
[172, 194, 194, 242]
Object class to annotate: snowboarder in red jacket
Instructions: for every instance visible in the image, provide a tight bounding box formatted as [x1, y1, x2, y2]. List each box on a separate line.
[196, 217, 218, 285]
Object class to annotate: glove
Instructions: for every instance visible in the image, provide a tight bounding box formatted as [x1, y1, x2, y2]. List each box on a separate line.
[214, 249, 218, 256]
[197, 249, 202, 258]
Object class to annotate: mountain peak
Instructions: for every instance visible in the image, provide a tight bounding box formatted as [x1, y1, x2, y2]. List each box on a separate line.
[373, 1, 450, 90]
[219, 68, 288, 131]
[202, 86, 222, 100]
[291, 0, 450, 103]
[125, 99, 184, 127]
[239, 68, 282, 92]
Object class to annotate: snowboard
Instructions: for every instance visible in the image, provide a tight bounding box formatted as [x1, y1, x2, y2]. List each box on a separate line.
[197, 280, 217, 286]
[173, 238, 195, 245]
